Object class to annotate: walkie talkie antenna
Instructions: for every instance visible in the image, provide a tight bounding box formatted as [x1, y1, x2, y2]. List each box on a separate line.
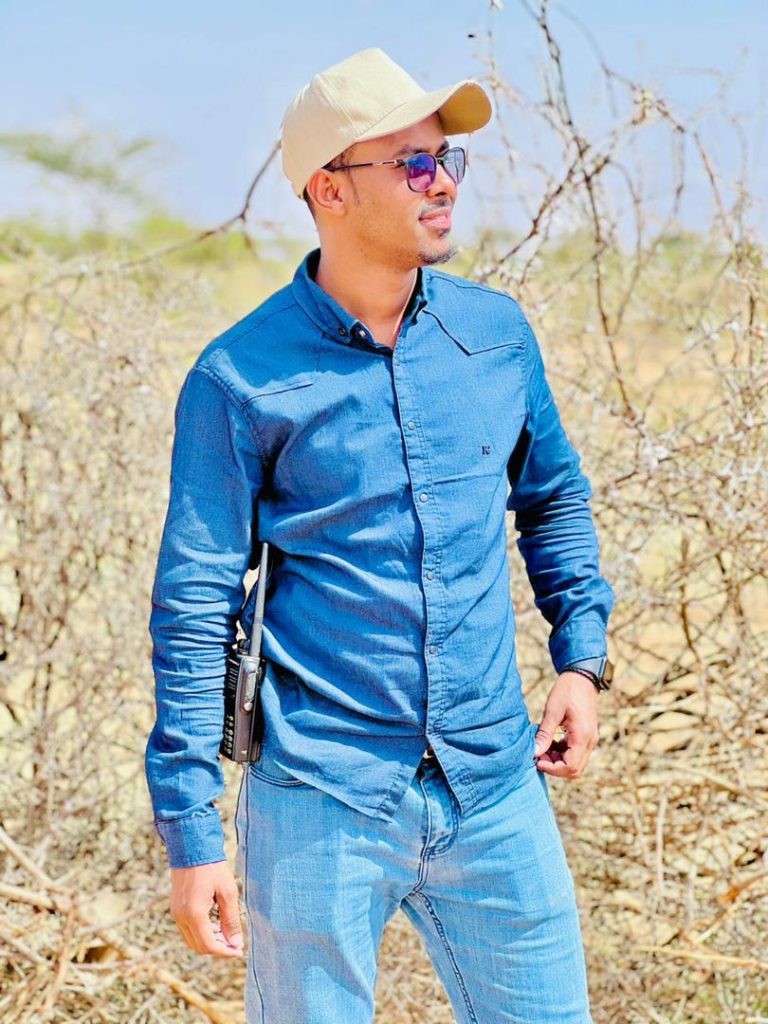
[249, 541, 269, 659]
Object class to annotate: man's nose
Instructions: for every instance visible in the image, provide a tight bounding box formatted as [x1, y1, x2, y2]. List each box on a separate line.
[426, 160, 458, 200]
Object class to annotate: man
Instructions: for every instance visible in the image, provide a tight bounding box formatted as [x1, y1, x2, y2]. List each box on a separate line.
[145, 47, 615, 1024]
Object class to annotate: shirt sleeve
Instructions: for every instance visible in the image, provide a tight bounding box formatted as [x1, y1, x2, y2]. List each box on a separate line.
[144, 364, 264, 868]
[506, 314, 615, 674]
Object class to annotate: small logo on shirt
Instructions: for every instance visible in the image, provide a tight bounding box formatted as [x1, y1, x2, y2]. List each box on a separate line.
[482, 444, 491, 455]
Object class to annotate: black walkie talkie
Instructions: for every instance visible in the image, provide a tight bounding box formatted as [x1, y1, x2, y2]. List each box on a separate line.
[219, 541, 270, 763]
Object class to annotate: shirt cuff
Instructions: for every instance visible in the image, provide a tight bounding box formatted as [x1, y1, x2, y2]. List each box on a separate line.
[548, 616, 608, 676]
[154, 810, 227, 869]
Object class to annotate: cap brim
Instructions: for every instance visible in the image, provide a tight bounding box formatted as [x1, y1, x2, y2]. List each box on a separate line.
[355, 79, 492, 143]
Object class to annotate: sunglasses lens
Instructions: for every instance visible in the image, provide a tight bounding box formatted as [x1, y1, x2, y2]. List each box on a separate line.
[406, 153, 436, 192]
[404, 149, 467, 191]
[443, 148, 466, 185]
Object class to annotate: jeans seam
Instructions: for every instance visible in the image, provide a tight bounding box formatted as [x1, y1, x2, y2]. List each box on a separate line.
[234, 767, 246, 856]
[412, 770, 432, 892]
[412, 891, 478, 1024]
[242, 770, 266, 1024]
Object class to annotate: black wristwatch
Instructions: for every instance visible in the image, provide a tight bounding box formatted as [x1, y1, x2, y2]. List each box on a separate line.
[562, 655, 614, 693]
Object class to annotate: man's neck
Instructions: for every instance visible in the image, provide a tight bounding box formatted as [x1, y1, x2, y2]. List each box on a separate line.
[313, 247, 419, 332]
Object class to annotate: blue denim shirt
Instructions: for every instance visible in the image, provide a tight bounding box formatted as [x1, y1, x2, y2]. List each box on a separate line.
[145, 246, 615, 868]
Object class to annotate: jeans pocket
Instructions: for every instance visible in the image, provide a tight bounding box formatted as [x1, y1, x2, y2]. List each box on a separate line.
[249, 750, 310, 788]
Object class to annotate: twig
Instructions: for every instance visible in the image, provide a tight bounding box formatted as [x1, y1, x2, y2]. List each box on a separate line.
[638, 944, 768, 972]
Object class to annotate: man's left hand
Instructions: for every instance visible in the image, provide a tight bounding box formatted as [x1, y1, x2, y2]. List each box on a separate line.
[533, 671, 600, 779]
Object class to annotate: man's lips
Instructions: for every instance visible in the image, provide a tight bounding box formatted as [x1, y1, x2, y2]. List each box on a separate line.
[420, 209, 452, 229]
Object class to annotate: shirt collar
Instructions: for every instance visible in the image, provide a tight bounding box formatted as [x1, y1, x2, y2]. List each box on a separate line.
[291, 247, 430, 347]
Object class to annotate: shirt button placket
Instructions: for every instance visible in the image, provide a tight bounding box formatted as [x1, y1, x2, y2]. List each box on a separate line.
[391, 342, 444, 740]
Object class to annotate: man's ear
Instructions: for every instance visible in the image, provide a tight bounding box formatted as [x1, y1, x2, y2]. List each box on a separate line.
[306, 168, 347, 218]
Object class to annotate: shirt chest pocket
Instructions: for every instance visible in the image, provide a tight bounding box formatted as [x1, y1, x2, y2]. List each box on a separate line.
[412, 326, 528, 572]
[420, 332, 528, 486]
[243, 375, 316, 468]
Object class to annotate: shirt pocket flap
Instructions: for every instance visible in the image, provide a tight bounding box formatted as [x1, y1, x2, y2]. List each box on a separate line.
[428, 307, 527, 355]
[246, 374, 316, 398]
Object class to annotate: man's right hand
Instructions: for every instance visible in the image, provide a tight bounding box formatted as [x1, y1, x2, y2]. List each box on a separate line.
[170, 860, 244, 957]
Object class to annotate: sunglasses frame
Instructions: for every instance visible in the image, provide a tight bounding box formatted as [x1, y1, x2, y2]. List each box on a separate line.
[324, 145, 468, 193]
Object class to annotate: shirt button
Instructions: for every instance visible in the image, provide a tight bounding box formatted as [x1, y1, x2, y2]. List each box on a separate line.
[419, 493, 428, 503]
[429, 645, 437, 656]
[407, 420, 416, 430]
[356, 327, 367, 338]
[337, 326, 348, 336]
[426, 570, 435, 580]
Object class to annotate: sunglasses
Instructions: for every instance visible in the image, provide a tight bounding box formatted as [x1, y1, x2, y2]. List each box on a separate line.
[325, 146, 467, 193]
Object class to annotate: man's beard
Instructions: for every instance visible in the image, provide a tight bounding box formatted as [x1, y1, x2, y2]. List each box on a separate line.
[418, 241, 459, 265]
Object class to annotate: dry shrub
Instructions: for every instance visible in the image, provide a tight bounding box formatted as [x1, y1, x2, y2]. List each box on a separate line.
[0, 246, 248, 1022]
[1, 6, 767, 1022]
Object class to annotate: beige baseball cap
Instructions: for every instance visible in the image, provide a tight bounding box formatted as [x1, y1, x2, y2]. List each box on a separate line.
[280, 47, 493, 199]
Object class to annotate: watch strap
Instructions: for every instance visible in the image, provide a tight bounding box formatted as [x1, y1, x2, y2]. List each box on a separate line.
[563, 655, 613, 692]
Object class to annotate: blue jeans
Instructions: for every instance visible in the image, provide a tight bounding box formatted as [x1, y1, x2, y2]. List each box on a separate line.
[234, 737, 594, 1023]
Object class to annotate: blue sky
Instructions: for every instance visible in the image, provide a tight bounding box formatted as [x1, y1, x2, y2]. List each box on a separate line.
[1, 0, 766, 245]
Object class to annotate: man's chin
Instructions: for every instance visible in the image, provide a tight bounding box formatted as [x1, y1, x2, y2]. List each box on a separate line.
[418, 241, 459, 266]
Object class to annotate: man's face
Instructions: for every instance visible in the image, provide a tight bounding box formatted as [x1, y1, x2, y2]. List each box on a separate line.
[322, 112, 461, 269]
